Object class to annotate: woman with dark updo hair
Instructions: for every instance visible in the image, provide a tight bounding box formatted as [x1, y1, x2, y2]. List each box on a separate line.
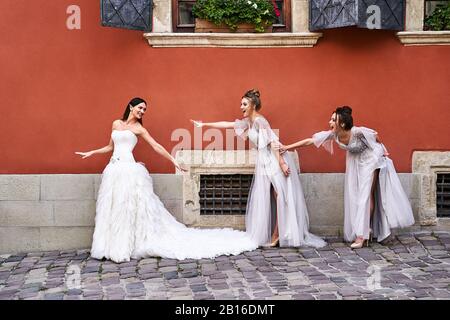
[191, 89, 326, 248]
[75, 97, 257, 263]
[277, 106, 414, 249]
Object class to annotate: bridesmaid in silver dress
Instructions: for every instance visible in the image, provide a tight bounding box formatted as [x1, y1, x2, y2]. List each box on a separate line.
[191, 89, 326, 248]
[277, 106, 415, 248]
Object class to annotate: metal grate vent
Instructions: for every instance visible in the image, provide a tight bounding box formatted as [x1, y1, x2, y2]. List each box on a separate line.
[199, 174, 253, 215]
[437, 173, 450, 217]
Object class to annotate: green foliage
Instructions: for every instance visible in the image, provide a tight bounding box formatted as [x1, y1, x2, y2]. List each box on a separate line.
[192, 0, 277, 32]
[424, 2, 450, 31]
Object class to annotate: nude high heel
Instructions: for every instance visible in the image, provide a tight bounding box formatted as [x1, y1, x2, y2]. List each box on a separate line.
[263, 238, 279, 248]
[350, 237, 367, 249]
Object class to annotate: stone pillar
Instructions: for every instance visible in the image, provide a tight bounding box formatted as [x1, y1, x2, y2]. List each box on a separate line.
[152, 0, 172, 32]
[405, 0, 424, 31]
[291, 0, 310, 33]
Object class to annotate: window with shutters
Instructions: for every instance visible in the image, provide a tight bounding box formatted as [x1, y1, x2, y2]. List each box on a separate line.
[397, 0, 450, 45]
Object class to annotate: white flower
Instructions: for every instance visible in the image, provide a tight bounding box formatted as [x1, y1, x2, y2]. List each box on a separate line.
[247, 1, 252, 4]
[253, 3, 257, 9]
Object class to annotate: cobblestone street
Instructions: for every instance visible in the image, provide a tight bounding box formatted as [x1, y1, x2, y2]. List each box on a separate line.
[1, 231, 450, 300]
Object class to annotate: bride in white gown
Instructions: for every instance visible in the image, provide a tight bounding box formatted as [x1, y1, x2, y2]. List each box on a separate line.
[191, 89, 326, 249]
[75, 97, 257, 263]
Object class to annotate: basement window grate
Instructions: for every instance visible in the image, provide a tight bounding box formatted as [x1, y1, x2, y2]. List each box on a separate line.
[437, 173, 450, 218]
[199, 174, 253, 215]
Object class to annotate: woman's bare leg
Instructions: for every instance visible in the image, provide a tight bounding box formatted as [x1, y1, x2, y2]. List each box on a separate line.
[353, 169, 380, 248]
[271, 187, 279, 243]
[370, 169, 380, 220]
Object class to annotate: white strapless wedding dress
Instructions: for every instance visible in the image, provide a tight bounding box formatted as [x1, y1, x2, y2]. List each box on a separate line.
[90, 130, 258, 263]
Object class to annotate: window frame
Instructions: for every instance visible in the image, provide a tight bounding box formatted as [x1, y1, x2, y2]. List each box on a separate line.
[172, 0, 291, 33]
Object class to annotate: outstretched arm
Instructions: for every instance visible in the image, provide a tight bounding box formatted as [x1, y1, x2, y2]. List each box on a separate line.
[191, 119, 234, 129]
[285, 138, 314, 150]
[75, 139, 113, 159]
[273, 137, 314, 153]
[140, 128, 187, 172]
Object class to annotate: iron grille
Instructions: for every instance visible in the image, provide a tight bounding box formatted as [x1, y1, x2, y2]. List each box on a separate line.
[199, 174, 253, 215]
[437, 173, 450, 218]
[101, 0, 153, 31]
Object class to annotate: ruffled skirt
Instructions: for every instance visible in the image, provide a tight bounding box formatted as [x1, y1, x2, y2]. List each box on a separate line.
[91, 162, 258, 263]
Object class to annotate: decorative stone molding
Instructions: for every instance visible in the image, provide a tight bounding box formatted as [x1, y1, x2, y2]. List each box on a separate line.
[397, 31, 450, 46]
[412, 151, 450, 226]
[145, 0, 323, 48]
[398, 0, 450, 46]
[144, 32, 323, 48]
[175, 150, 300, 229]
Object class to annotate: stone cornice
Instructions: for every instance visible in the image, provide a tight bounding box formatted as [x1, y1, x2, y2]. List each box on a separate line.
[397, 31, 450, 46]
[143, 32, 322, 48]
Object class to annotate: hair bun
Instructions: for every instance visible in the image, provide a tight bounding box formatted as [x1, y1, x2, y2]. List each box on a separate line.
[250, 89, 260, 98]
[341, 106, 352, 115]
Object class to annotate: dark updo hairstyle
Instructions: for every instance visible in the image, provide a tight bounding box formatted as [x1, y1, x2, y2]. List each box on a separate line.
[335, 106, 353, 130]
[243, 89, 262, 111]
[122, 97, 147, 125]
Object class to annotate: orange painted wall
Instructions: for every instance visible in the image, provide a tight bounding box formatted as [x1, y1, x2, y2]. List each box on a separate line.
[1, 0, 449, 174]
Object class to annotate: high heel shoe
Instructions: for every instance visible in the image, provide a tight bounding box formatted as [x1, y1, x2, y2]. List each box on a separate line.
[264, 238, 279, 248]
[350, 237, 369, 249]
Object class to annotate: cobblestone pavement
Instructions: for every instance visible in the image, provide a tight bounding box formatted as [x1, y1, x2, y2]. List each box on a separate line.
[1, 231, 450, 300]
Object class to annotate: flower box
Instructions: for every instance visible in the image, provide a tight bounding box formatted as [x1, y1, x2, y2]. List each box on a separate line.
[194, 18, 273, 33]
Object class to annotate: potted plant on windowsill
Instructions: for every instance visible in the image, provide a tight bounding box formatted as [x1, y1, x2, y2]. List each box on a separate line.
[192, 0, 280, 33]
[424, 2, 450, 31]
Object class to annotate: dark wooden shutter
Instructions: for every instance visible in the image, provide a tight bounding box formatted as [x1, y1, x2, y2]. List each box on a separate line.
[310, 0, 405, 31]
[101, 0, 153, 31]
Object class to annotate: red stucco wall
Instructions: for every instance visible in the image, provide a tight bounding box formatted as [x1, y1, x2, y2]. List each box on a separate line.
[1, 0, 449, 174]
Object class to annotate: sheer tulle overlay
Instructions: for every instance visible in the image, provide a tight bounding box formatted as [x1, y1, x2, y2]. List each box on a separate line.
[234, 117, 326, 248]
[91, 130, 258, 263]
[312, 127, 415, 242]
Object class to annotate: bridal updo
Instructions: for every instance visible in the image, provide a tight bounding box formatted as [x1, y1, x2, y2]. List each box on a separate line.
[243, 89, 262, 111]
[335, 106, 353, 130]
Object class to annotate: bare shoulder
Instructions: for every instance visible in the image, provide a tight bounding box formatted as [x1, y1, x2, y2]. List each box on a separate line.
[135, 124, 149, 136]
[112, 119, 123, 130]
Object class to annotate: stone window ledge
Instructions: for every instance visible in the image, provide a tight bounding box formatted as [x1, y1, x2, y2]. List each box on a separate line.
[143, 32, 323, 48]
[397, 31, 450, 46]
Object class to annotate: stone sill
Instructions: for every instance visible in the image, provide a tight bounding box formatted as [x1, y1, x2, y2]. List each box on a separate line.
[143, 32, 323, 48]
[397, 31, 450, 46]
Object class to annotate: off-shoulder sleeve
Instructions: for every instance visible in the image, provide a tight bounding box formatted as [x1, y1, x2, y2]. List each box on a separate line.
[254, 117, 279, 150]
[234, 118, 250, 139]
[356, 126, 388, 154]
[312, 130, 335, 154]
